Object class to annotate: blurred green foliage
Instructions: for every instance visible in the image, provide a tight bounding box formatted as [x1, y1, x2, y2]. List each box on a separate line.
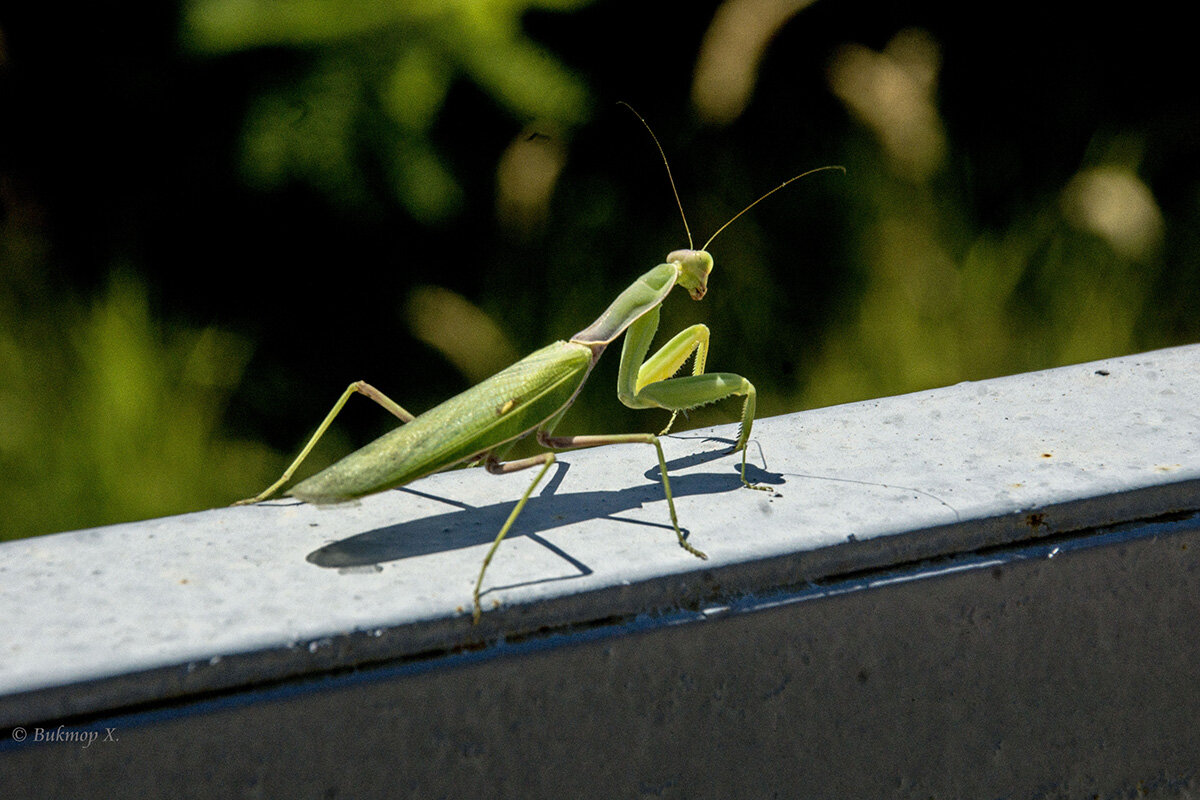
[803, 30, 1169, 408]
[0, 267, 278, 535]
[182, 0, 594, 221]
[0, 1, 1197, 541]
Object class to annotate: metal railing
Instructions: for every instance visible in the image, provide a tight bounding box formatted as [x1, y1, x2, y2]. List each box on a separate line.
[4, 344, 1199, 797]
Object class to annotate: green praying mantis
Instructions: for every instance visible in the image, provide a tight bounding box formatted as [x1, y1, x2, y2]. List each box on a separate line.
[237, 107, 841, 622]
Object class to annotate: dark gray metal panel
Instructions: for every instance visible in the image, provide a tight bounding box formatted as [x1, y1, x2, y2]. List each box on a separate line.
[5, 515, 1198, 799]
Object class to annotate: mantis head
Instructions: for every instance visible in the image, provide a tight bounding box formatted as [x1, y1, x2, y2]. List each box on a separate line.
[619, 102, 842, 306]
[667, 249, 713, 301]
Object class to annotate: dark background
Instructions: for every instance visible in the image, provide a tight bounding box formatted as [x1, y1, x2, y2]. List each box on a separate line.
[2, 0, 1197, 538]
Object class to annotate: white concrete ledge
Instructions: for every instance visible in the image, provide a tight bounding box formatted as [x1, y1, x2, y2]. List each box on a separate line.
[3, 344, 1199, 796]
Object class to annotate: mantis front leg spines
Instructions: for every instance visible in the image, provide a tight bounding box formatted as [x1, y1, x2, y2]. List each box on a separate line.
[236, 108, 842, 622]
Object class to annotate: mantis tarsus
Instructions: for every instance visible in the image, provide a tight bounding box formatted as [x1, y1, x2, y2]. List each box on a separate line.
[237, 107, 841, 622]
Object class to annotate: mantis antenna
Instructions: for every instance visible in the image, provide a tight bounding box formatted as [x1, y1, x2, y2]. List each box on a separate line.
[617, 101, 844, 252]
[618, 101, 695, 250]
[701, 164, 846, 250]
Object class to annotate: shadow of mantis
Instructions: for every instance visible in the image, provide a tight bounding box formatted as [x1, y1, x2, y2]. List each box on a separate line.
[304, 437, 784, 598]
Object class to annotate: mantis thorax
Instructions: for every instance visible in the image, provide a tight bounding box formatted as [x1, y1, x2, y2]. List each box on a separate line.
[667, 249, 713, 301]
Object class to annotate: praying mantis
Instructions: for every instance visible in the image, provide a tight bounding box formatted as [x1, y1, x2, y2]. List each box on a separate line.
[237, 106, 841, 622]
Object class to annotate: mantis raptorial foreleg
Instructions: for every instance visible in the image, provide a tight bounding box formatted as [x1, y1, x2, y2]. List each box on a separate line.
[636, 323, 709, 437]
[617, 306, 770, 491]
[637, 373, 763, 488]
[235, 381, 415, 505]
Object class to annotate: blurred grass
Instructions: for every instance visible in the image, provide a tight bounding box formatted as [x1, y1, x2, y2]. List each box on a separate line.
[181, 0, 595, 222]
[802, 30, 1166, 408]
[0, 268, 279, 537]
[0, 1, 1195, 541]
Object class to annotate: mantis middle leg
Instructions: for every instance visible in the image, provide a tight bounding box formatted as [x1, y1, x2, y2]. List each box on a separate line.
[474, 425, 700, 622]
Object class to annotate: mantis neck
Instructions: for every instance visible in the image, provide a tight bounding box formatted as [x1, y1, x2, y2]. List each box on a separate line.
[569, 263, 678, 348]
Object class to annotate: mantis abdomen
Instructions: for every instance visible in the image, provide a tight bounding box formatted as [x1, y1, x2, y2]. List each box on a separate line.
[290, 341, 594, 504]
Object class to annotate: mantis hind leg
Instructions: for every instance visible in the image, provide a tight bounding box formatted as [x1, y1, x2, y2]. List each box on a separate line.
[234, 381, 415, 505]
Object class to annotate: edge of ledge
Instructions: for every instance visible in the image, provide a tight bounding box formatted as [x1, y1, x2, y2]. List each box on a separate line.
[2, 343, 1199, 728]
